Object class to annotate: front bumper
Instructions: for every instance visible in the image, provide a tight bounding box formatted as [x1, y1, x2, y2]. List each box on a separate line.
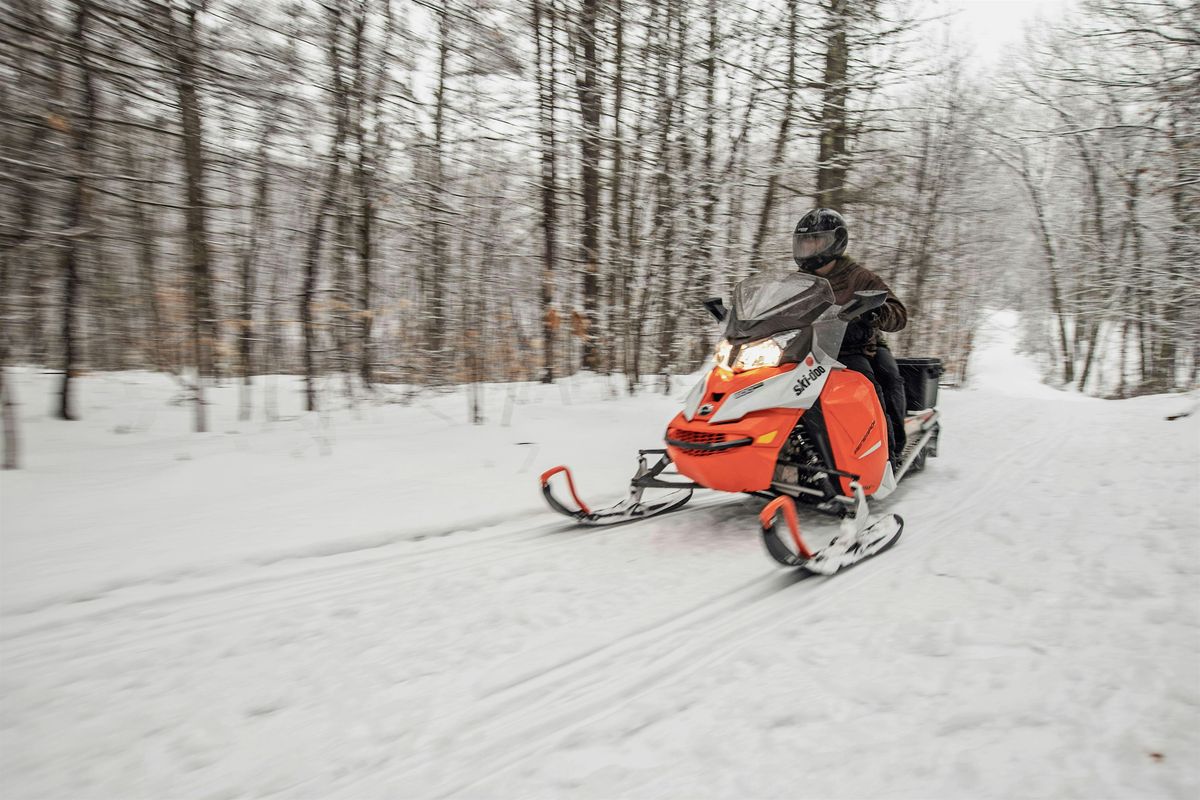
[664, 409, 802, 493]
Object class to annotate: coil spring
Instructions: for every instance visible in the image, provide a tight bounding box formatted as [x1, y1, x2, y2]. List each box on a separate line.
[786, 425, 826, 486]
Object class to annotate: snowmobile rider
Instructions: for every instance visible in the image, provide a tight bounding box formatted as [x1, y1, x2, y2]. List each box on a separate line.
[792, 208, 909, 466]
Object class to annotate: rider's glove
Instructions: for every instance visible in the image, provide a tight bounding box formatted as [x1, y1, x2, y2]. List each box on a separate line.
[845, 318, 875, 348]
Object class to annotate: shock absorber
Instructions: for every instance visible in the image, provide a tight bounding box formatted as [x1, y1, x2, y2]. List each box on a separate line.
[776, 423, 838, 499]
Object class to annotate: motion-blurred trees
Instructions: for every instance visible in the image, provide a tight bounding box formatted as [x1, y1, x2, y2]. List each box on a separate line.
[0, 0, 1194, 457]
[993, 0, 1199, 394]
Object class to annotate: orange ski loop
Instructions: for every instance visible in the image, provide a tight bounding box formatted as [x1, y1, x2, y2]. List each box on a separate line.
[759, 496, 811, 560]
[539, 466, 592, 515]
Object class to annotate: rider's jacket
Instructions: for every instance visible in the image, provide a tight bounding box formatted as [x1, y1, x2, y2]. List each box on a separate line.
[817, 256, 907, 356]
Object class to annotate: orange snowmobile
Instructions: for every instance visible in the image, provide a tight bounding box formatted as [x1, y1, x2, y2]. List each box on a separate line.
[540, 270, 942, 574]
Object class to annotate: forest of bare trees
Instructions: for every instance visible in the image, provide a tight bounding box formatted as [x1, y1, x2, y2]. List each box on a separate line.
[1, 0, 1196, 467]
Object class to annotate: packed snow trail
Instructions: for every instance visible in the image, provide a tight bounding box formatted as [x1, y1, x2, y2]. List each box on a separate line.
[1, 312, 1197, 799]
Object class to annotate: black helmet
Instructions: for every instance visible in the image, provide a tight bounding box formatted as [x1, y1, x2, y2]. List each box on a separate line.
[792, 208, 848, 272]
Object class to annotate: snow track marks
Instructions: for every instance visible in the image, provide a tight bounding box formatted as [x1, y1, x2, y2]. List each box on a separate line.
[377, 421, 1070, 798]
[3, 417, 1067, 800]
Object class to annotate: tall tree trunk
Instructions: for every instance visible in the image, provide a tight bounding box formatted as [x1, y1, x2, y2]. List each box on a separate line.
[302, 10, 351, 411]
[748, 0, 798, 268]
[604, 0, 625, 380]
[534, 0, 559, 383]
[815, 0, 850, 208]
[655, 0, 689, 389]
[576, 0, 602, 370]
[58, 0, 100, 421]
[1, 251, 18, 469]
[1029, 185, 1073, 385]
[698, 0, 718, 291]
[905, 109, 954, 323]
[332, 192, 354, 395]
[1000, 144, 1074, 384]
[427, 5, 451, 376]
[0, 370, 16, 470]
[350, 3, 375, 386]
[120, 128, 164, 371]
[238, 118, 273, 419]
[1063, 127, 1108, 393]
[169, 3, 216, 431]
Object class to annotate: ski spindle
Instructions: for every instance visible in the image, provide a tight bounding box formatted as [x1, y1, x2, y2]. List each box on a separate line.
[759, 496, 811, 560]
[540, 466, 591, 515]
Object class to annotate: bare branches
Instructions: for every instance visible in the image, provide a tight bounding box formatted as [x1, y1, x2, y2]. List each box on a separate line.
[2, 0, 1190, 447]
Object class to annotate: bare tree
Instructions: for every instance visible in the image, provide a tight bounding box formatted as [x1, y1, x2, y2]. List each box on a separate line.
[533, 0, 559, 383]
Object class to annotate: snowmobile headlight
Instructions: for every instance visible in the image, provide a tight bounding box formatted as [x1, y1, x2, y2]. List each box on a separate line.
[713, 340, 733, 369]
[733, 338, 783, 371]
[715, 331, 799, 372]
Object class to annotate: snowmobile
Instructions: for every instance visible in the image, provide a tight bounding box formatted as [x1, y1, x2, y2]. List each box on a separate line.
[540, 270, 942, 574]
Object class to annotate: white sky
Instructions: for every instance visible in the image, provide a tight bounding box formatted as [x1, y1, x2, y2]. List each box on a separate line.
[934, 0, 1076, 64]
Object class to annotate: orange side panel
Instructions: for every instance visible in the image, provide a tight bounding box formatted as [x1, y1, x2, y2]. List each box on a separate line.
[820, 370, 889, 496]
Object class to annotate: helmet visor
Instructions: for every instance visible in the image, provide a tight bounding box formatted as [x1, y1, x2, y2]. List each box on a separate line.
[793, 231, 835, 262]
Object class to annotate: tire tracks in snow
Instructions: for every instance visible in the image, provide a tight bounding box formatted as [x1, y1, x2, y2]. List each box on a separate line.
[1, 514, 561, 651]
[6, 410, 1067, 799]
[336, 417, 1071, 798]
[0, 494, 741, 661]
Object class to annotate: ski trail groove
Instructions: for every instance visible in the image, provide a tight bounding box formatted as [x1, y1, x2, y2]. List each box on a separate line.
[1, 495, 740, 661]
[324, 568, 814, 798]
[367, 421, 1069, 798]
[1, 517, 570, 651]
[2, 512, 557, 628]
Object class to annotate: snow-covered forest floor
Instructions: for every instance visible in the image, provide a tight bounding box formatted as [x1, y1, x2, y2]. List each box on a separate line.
[2, 312, 1198, 799]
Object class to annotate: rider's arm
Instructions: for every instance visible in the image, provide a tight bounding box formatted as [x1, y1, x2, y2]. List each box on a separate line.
[859, 271, 907, 333]
[875, 292, 907, 333]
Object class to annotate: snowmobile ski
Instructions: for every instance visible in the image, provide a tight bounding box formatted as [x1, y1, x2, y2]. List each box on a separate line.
[759, 482, 903, 575]
[540, 450, 695, 526]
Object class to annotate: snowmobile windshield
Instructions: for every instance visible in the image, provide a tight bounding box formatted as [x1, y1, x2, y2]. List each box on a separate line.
[732, 271, 836, 323]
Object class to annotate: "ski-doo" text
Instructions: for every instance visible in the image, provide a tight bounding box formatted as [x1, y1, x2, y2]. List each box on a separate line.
[792, 364, 826, 396]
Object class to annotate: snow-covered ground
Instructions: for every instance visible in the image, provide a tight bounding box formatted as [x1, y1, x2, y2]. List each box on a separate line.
[2, 312, 1197, 799]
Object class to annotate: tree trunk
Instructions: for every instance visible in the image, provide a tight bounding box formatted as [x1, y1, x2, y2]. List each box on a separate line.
[1, 250, 18, 469]
[427, 6, 451, 375]
[749, 0, 798, 268]
[534, 0, 559, 383]
[350, 4, 375, 387]
[605, 0, 626, 382]
[58, 0, 100, 421]
[576, 0, 602, 370]
[1003, 145, 1073, 384]
[687, 0, 719, 365]
[302, 10, 351, 411]
[238, 118, 273, 420]
[815, 0, 850, 209]
[654, 0, 689, 389]
[169, 3, 216, 431]
[120, 127, 164, 371]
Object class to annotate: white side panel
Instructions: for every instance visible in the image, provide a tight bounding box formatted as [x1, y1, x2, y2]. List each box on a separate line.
[709, 354, 837, 423]
[873, 462, 898, 500]
[681, 374, 708, 422]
